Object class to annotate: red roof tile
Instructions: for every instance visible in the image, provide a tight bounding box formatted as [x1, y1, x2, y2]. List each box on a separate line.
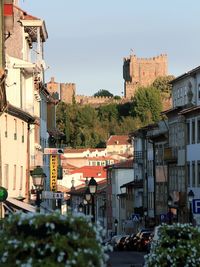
[109, 159, 133, 169]
[106, 135, 131, 146]
[64, 148, 88, 153]
[70, 166, 106, 179]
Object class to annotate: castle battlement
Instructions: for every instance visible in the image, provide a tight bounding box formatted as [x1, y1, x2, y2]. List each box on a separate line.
[123, 53, 168, 98]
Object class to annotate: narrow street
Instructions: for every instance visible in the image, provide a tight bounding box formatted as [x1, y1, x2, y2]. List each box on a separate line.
[108, 251, 146, 267]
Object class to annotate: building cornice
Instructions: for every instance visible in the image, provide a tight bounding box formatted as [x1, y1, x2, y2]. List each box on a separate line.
[6, 103, 35, 124]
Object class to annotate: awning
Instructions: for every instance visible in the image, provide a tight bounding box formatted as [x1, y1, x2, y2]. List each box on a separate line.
[3, 198, 36, 213]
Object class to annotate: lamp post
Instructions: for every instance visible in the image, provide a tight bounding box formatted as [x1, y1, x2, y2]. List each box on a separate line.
[88, 177, 97, 223]
[168, 196, 173, 225]
[84, 187, 91, 216]
[114, 219, 118, 235]
[188, 190, 194, 224]
[30, 166, 46, 212]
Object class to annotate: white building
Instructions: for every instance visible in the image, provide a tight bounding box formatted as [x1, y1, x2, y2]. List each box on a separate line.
[1, 3, 48, 213]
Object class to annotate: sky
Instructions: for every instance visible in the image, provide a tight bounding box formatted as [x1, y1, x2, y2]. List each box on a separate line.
[19, 0, 200, 96]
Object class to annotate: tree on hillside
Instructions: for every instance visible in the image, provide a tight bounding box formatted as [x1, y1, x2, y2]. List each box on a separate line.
[131, 86, 162, 124]
[94, 89, 113, 97]
[97, 103, 119, 122]
[152, 75, 175, 96]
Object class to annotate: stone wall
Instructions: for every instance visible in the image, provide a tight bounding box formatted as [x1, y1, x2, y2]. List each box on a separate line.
[60, 83, 76, 104]
[123, 54, 168, 99]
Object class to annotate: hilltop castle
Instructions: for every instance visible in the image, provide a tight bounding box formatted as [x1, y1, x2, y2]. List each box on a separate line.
[123, 54, 168, 98]
[47, 53, 168, 106]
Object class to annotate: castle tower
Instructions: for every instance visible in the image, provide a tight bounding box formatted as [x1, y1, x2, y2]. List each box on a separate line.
[60, 83, 76, 104]
[46, 77, 60, 98]
[123, 54, 168, 99]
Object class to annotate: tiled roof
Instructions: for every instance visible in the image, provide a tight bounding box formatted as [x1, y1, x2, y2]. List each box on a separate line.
[64, 148, 106, 153]
[87, 156, 114, 160]
[64, 148, 88, 153]
[106, 135, 131, 146]
[68, 178, 107, 194]
[61, 163, 76, 169]
[14, 5, 40, 20]
[70, 166, 106, 178]
[108, 159, 133, 169]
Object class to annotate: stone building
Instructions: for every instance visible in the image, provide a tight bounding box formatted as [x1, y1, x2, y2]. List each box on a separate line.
[123, 53, 168, 99]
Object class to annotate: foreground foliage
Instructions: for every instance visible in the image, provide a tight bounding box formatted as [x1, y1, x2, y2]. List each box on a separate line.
[0, 212, 108, 267]
[144, 223, 200, 267]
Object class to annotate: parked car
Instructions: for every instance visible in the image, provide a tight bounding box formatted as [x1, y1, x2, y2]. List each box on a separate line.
[129, 228, 153, 251]
[110, 235, 123, 250]
[123, 233, 137, 250]
[115, 235, 129, 251]
[136, 231, 152, 251]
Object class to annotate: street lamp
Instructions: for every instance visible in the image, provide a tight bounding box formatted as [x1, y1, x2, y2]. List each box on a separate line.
[84, 187, 91, 216]
[168, 196, 173, 225]
[114, 219, 118, 235]
[88, 177, 98, 223]
[188, 190, 194, 224]
[30, 166, 46, 212]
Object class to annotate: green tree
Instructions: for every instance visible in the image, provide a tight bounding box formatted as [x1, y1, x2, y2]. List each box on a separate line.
[132, 86, 162, 124]
[152, 75, 175, 96]
[94, 89, 113, 97]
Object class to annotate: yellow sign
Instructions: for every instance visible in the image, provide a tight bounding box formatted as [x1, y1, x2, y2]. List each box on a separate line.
[50, 155, 58, 191]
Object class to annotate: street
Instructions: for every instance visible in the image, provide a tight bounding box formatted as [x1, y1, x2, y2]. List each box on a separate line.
[108, 250, 146, 267]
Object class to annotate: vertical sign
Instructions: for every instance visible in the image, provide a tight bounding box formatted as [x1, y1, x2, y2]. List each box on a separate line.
[50, 155, 58, 191]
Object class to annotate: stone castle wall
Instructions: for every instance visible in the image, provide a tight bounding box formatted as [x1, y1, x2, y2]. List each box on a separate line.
[75, 95, 122, 106]
[47, 53, 169, 106]
[123, 54, 168, 99]
[60, 83, 76, 104]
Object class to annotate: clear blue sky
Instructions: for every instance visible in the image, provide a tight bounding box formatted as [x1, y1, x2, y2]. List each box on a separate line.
[19, 0, 200, 96]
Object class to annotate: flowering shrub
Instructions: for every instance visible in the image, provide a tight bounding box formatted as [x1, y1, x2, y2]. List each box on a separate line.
[144, 223, 200, 267]
[0, 212, 109, 267]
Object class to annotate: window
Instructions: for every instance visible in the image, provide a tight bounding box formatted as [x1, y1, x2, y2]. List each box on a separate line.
[20, 166, 23, 190]
[192, 120, 195, 144]
[14, 119, 17, 140]
[192, 161, 196, 187]
[4, 164, 9, 189]
[13, 164, 16, 190]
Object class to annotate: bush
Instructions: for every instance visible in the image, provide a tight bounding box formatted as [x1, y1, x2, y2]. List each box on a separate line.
[0, 212, 109, 267]
[144, 223, 200, 267]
